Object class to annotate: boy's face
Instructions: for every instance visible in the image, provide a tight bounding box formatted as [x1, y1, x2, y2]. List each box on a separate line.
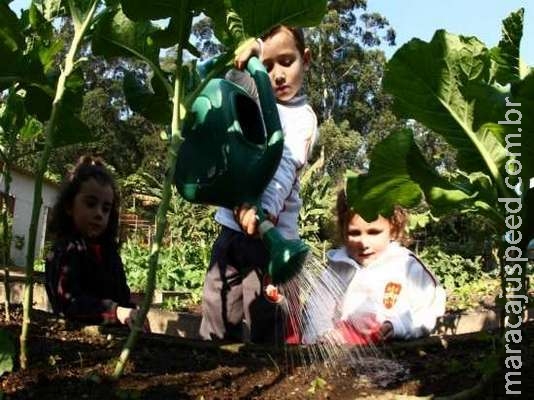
[345, 214, 393, 267]
[261, 27, 310, 102]
[67, 178, 114, 239]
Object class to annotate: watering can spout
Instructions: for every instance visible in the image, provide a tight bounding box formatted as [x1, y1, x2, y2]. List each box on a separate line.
[256, 209, 310, 284]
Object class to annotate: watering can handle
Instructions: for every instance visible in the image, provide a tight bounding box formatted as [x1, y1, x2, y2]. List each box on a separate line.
[245, 57, 283, 142]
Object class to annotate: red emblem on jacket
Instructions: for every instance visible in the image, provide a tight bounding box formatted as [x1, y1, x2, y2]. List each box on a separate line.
[383, 282, 402, 309]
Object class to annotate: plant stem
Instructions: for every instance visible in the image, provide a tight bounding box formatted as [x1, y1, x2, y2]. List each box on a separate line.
[112, 0, 191, 379]
[1, 162, 12, 321]
[19, 0, 100, 370]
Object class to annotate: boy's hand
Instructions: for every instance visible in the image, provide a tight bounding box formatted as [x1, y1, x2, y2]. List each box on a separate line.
[379, 321, 394, 341]
[233, 204, 259, 236]
[234, 39, 262, 70]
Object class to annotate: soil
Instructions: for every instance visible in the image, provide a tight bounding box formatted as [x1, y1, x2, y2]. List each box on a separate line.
[0, 306, 532, 400]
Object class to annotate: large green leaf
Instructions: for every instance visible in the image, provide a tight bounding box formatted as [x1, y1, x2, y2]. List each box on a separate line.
[120, 0, 182, 21]
[92, 7, 160, 64]
[53, 71, 93, 146]
[24, 4, 64, 74]
[232, 0, 327, 37]
[346, 130, 500, 228]
[0, 2, 24, 53]
[0, 89, 26, 136]
[123, 72, 172, 124]
[511, 71, 534, 191]
[52, 108, 92, 147]
[25, 84, 54, 122]
[347, 130, 490, 219]
[384, 30, 510, 182]
[0, 2, 24, 90]
[491, 8, 523, 84]
[23, 76, 92, 147]
[345, 130, 423, 221]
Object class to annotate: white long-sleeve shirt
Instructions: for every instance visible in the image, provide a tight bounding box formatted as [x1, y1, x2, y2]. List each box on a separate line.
[215, 95, 318, 239]
[303, 242, 446, 342]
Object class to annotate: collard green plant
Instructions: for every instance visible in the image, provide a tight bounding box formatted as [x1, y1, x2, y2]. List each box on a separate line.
[1, 0, 103, 369]
[345, 8, 533, 359]
[348, 9, 533, 231]
[90, 0, 327, 377]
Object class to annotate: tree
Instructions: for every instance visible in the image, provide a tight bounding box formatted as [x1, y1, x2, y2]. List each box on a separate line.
[305, 0, 396, 129]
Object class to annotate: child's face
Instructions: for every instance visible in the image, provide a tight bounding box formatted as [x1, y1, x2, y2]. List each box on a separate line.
[345, 213, 393, 267]
[68, 178, 114, 239]
[261, 27, 310, 102]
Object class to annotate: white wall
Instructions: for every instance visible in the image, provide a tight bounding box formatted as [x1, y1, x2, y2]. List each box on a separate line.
[0, 169, 59, 266]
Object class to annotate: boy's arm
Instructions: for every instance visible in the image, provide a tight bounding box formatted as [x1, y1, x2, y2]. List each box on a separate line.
[234, 108, 317, 234]
[260, 107, 318, 219]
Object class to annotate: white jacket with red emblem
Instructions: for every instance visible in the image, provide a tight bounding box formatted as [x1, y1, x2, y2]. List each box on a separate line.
[303, 242, 446, 342]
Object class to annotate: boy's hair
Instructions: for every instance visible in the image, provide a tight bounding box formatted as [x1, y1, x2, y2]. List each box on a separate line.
[262, 25, 306, 56]
[336, 189, 411, 246]
[48, 155, 120, 242]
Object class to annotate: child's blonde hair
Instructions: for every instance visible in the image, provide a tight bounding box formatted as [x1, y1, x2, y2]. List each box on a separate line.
[336, 189, 411, 246]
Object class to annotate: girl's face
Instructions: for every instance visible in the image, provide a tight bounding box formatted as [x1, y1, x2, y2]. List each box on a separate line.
[261, 27, 310, 102]
[345, 213, 393, 267]
[68, 178, 114, 239]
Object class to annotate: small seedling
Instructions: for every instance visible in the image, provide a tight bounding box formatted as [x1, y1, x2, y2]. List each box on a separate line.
[307, 376, 327, 395]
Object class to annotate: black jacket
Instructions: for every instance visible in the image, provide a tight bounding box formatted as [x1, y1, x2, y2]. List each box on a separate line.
[45, 236, 133, 324]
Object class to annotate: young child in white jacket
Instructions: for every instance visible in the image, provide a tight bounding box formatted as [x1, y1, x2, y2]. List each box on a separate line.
[303, 189, 446, 344]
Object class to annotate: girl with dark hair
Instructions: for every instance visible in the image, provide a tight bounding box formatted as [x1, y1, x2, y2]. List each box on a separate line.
[45, 156, 146, 329]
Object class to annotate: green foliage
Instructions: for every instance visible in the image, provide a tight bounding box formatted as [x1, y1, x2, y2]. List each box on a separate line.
[348, 9, 533, 237]
[120, 172, 217, 299]
[307, 376, 327, 395]
[316, 119, 365, 178]
[418, 245, 484, 290]
[418, 212, 497, 260]
[0, 3, 93, 145]
[121, 239, 209, 298]
[418, 245, 504, 311]
[448, 276, 501, 312]
[0, 329, 15, 376]
[299, 151, 336, 254]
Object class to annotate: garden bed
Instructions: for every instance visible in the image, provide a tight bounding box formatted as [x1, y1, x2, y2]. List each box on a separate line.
[0, 306, 532, 399]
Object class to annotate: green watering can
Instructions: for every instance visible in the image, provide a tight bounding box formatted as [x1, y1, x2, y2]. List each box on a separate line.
[174, 57, 309, 284]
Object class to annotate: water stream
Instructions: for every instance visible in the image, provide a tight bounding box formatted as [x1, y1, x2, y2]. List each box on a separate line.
[276, 255, 410, 388]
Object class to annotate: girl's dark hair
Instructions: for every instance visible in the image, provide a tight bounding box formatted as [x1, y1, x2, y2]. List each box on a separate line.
[336, 189, 411, 246]
[48, 156, 120, 242]
[262, 25, 307, 56]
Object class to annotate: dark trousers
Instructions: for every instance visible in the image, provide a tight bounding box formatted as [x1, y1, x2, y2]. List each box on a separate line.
[199, 227, 285, 344]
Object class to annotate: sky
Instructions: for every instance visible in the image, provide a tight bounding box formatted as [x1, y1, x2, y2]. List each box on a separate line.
[368, 0, 533, 66]
[9, 0, 533, 66]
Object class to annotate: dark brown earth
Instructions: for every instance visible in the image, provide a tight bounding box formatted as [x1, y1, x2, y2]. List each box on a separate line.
[0, 306, 532, 399]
